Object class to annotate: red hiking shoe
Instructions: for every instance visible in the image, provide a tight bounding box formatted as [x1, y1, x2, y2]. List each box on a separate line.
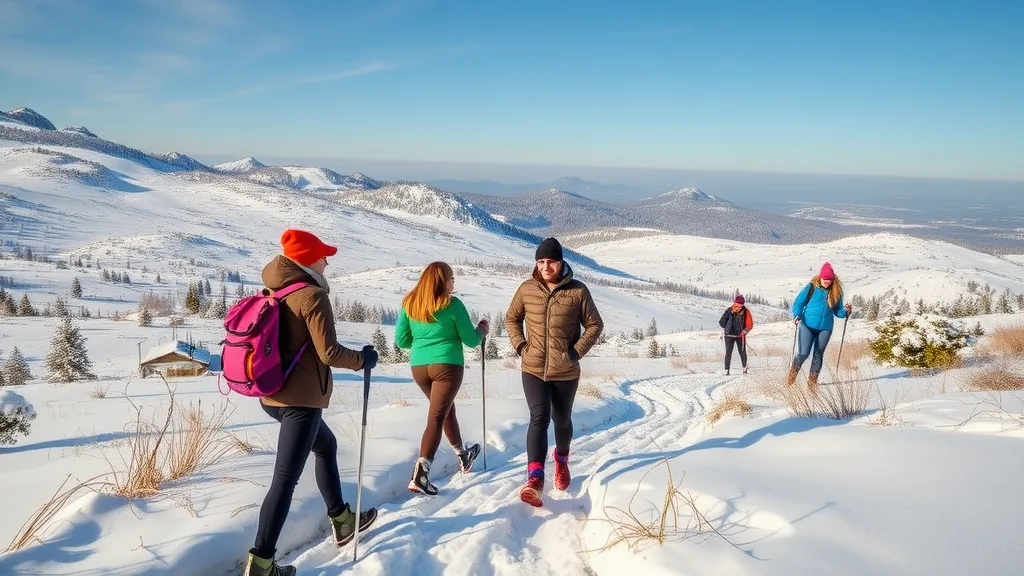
[553, 450, 571, 491]
[520, 463, 545, 507]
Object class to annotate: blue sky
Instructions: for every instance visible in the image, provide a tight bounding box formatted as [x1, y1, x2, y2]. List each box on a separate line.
[1, 0, 1022, 181]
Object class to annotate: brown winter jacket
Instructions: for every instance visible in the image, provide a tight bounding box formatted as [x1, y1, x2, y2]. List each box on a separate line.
[260, 255, 365, 409]
[505, 263, 604, 381]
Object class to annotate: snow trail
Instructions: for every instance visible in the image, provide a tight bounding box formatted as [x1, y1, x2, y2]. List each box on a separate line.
[285, 372, 730, 576]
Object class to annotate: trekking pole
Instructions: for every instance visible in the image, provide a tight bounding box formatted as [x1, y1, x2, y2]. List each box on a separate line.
[790, 320, 799, 366]
[835, 316, 849, 376]
[481, 336, 488, 471]
[352, 365, 372, 562]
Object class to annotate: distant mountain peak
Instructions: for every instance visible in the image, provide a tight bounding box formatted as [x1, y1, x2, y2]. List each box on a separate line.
[214, 157, 266, 174]
[658, 187, 714, 200]
[61, 126, 97, 138]
[2, 107, 56, 130]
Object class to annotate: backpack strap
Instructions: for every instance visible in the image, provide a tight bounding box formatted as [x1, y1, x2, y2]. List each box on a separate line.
[271, 281, 312, 300]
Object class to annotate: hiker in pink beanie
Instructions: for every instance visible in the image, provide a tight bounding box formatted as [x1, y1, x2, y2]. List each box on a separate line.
[719, 294, 754, 375]
[787, 262, 852, 390]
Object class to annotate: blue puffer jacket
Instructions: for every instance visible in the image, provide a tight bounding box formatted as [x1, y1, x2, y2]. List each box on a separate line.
[791, 282, 848, 331]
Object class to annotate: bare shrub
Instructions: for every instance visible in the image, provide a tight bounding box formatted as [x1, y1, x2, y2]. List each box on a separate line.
[982, 324, 1024, 358]
[577, 383, 604, 399]
[138, 292, 176, 316]
[754, 369, 870, 420]
[827, 339, 871, 374]
[88, 383, 111, 399]
[705, 391, 753, 425]
[166, 400, 236, 481]
[963, 364, 1024, 392]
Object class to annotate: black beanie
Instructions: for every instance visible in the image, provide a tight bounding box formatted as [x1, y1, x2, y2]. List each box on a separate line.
[535, 237, 563, 261]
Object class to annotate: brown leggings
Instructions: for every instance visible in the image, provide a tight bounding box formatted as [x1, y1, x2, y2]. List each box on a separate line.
[411, 364, 465, 460]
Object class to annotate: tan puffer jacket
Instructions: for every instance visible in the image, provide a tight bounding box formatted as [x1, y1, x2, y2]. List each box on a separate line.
[505, 264, 604, 381]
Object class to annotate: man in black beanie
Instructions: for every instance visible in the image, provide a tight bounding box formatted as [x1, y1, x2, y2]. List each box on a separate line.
[535, 237, 563, 263]
[505, 235, 604, 507]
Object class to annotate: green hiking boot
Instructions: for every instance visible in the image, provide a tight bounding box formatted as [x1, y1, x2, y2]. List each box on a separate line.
[330, 504, 379, 546]
[243, 553, 296, 576]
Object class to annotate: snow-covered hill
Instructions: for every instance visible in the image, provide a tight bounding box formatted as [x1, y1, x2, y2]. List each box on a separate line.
[214, 156, 383, 192]
[576, 231, 1024, 309]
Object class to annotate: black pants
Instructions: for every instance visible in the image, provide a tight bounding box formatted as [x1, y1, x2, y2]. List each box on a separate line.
[252, 404, 346, 559]
[523, 372, 579, 465]
[724, 336, 747, 371]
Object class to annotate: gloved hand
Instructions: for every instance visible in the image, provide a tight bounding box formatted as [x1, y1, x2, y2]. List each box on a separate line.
[845, 304, 853, 315]
[361, 345, 378, 371]
[793, 317, 802, 326]
[477, 320, 489, 336]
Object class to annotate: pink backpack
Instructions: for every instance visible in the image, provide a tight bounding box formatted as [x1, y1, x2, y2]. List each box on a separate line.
[218, 282, 312, 397]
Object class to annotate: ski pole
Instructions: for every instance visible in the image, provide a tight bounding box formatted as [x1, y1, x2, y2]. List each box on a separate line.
[481, 335, 488, 471]
[835, 316, 849, 376]
[790, 320, 799, 366]
[352, 365, 372, 562]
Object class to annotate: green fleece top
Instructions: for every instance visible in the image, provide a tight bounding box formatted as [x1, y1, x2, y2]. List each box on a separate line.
[395, 296, 483, 366]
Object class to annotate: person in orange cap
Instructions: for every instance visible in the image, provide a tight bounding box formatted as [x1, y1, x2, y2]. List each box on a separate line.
[244, 229, 379, 576]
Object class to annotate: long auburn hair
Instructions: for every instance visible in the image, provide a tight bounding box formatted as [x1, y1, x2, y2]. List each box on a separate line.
[811, 275, 843, 308]
[403, 262, 454, 323]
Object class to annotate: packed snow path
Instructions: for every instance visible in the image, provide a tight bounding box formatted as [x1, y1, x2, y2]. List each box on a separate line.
[284, 373, 729, 576]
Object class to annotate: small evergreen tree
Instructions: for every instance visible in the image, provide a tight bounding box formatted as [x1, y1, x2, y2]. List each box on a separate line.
[45, 316, 96, 382]
[204, 278, 212, 295]
[0, 391, 36, 446]
[70, 277, 82, 299]
[184, 283, 201, 314]
[371, 326, 389, 361]
[485, 337, 499, 359]
[646, 317, 658, 337]
[647, 338, 661, 358]
[995, 290, 1013, 314]
[3, 347, 32, 385]
[52, 296, 69, 318]
[102, 269, 111, 281]
[391, 343, 408, 363]
[0, 291, 14, 316]
[138, 307, 152, 327]
[155, 272, 162, 284]
[17, 294, 36, 317]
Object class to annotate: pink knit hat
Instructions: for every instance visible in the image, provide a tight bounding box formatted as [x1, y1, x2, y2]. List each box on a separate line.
[820, 262, 835, 280]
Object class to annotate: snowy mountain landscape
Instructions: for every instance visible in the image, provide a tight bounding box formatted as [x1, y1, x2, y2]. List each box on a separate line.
[1, 108, 1024, 576]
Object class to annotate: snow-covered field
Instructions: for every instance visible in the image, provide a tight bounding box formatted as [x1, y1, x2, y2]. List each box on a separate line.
[575, 232, 1024, 307]
[3, 117, 1024, 575]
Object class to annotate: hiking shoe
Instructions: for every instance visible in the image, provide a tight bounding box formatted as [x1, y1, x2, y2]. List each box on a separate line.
[742, 366, 749, 375]
[520, 475, 544, 508]
[244, 553, 295, 576]
[408, 457, 439, 495]
[724, 369, 730, 376]
[330, 504, 379, 547]
[457, 443, 481, 473]
[808, 372, 820, 394]
[553, 449, 570, 491]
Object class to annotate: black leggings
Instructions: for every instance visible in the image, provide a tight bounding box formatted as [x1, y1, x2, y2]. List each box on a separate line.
[252, 404, 346, 559]
[724, 336, 747, 370]
[523, 373, 579, 464]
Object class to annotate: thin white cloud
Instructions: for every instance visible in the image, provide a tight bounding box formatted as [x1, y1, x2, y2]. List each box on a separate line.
[165, 62, 395, 114]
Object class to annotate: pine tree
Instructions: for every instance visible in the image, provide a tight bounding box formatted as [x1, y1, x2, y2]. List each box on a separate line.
[350, 301, 367, 323]
[52, 296, 69, 318]
[184, 283, 201, 314]
[17, 294, 36, 317]
[45, 316, 95, 383]
[646, 317, 658, 337]
[235, 283, 245, 298]
[155, 272, 162, 284]
[102, 269, 111, 281]
[204, 278, 212, 295]
[208, 297, 227, 319]
[3, 347, 32, 385]
[995, 290, 1013, 314]
[371, 326, 389, 362]
[70, 277, 82, 299]
[0, 362, 5, 386]
[485, 337, 499, 359]
[0, 291, 13, 316]
[647, 338, 661, 358]
[391, 343, 408, 363]
[138, 307, 152, 327]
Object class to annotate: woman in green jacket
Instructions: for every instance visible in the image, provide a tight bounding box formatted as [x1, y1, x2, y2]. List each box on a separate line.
[395, 261, 488, 495]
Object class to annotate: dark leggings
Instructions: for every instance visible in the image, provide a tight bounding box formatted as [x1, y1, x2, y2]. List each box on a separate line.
[411, 364, 465, 460]
[724, 337, 747, 370]
[792, 323, 833, 376]
[252, 404, 346, 559]
[523, 372, 579, 465]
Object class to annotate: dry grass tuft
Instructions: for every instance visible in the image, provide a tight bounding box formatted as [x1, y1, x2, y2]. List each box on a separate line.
[5, 474, 110, 552]
[827, 339, 871, 374]
[587, 457, 737, 552]
[88, 383, 111, 399]
[166, 400, 236, 481]
[705, 391, 753, 426]
[753, 368, 870, 420]
[981, 324, 1024, 358]
[577, 382, 605, 399]
[962, 364, 1024, 392]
